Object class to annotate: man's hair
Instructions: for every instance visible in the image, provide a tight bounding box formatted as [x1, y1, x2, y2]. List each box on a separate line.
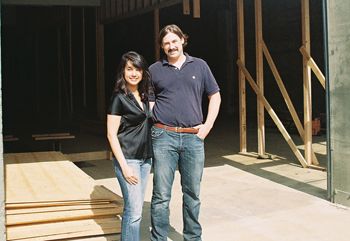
[159, 24, 188, 47]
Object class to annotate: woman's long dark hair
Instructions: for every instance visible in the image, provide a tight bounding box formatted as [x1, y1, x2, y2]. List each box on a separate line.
[114, 51, 150, 101]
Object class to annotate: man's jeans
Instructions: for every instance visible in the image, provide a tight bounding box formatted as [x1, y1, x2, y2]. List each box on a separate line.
[114, 158, 152, 241]
[150, 126, 205, 241]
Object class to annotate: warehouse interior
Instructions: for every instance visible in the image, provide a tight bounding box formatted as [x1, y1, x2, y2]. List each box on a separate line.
[6, 0, 350, 240]
[1, 0, 326, 155]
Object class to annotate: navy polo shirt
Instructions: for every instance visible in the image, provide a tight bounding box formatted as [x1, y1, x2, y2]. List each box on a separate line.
[149, 53, 220, 127]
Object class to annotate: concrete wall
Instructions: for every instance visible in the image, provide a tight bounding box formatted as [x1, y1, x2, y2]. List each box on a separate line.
[327, 0, 350, 206]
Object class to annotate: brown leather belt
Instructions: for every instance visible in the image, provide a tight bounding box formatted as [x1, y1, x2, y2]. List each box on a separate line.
[154, 123, 198, 134]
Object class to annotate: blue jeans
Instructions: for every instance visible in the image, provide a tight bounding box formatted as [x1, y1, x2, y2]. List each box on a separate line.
[150, 126, 205, 241]
[114, 158, 152, 241]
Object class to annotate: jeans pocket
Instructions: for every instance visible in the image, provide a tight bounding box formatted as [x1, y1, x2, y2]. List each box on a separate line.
[195, 134, 205, 142]
[151, 127, 164, 138]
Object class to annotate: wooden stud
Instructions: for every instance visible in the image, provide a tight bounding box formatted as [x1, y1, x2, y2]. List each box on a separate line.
[237, 60, 308, 168]
[237, 0, 247, 153]
[193, 0, 200, 18]
[299, 46, 326, 89]
[255, 0, 265, 157]
[96, 9, 106, 121]
[154, 8, 160, 61]
[301, 0, 312, 165]
[263, 41, 319, 165]
[183, 0, 190, 15]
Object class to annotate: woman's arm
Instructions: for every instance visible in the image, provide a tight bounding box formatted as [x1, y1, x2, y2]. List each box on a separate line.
[107, 114, 138, 185]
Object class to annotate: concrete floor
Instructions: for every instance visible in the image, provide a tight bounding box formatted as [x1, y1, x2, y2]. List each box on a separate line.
[66, 117, 350, 241]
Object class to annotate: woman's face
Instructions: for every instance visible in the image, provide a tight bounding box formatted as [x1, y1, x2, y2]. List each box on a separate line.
[124, 60, 143, 89]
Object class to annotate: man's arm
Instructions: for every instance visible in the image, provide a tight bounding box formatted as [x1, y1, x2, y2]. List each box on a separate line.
[196, 92, 221, 139]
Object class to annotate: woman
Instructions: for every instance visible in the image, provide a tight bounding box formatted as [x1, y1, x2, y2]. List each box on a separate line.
[107, 51, 153, 241]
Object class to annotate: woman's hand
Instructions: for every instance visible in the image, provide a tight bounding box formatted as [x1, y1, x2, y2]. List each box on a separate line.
[122, 165, 139, 185]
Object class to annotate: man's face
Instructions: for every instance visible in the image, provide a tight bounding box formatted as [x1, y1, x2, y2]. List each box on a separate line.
[161, 32, 184, 60]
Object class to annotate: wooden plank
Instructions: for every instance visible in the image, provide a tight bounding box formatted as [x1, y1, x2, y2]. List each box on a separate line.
[262, 41, 320, 165]
[5, 152, 121, 203]
[183, 0, 190, 15]
[255, 0, 265, 156]
[6, 207, 122, 226]
[96, 8, 106, 121]
[62, 234, 121, 241]
[299, 46, 326, 89]
[301, 0, 312, 165]
[65, 151, 111, 162]
[6, 203, 119, 215]
[237, 0, 247, 153]
[6, 218, 121, 240]
[154, 8, 160, 61]
[237, 60, 308, 168]
[2, 0, 101, 6]
[6, 200, 113, 209]
[4, 135, 19, 142]
[32, 133, 71, 138]
[193, 0, 200, 18]
[33, 135, 75, 141]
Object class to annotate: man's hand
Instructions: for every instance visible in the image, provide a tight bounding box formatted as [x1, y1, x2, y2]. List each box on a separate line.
[194, 123, 212, 140]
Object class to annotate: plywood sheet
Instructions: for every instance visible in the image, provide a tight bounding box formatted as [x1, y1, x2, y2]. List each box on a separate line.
[5, 152, 120, 203]
[7, 218, 121, 240]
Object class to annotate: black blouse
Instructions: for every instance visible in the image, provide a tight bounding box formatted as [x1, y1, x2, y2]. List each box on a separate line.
[108, 92, 153, 159]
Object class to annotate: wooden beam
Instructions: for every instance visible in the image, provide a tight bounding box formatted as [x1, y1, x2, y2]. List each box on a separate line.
[301, 0, 312, 165]
[237, 60, 308, 168]
[263, 41, 319, 165]
[237, 0, 247, 153]
[193, 0, 200, 18]
[96, 9, 106, 121]
[183, 0, 190, 15]
[2, 0, 101, 6]
[154, 8, 160, 61]
[255, 0, 265, 157]
[299, 46, 326, 89]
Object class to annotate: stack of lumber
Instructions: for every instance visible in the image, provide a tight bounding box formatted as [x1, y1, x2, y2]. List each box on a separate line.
[4, 152, 123, 240]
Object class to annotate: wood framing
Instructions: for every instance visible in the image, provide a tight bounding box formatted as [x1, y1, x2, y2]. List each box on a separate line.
[236, 0, 325, 169]
[154, 8, 160, 60]
[237, 0, 247, 153]
[255, 0, 265, 157]
[301, 0, 313, 165]
[193, 0, 200, 18]
[96, 8, 106, 121]
[183, 0, 190, 15]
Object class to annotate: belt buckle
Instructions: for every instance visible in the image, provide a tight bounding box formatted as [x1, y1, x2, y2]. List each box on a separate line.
[175, 127, 182, 133]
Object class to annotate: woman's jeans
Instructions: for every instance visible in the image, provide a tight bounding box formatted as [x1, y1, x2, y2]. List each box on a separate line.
[113, 158, 152, 241]
[150, 126, 205, 241]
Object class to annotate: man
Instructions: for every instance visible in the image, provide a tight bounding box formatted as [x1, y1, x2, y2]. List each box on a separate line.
[149, 24, 221, 241]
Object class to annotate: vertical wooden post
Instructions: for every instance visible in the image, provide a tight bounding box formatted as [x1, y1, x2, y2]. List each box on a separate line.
[183, 0, 190, 15]
[255, 0, 265, 156]
[193, 0, 200, 18]
[96, 8, 106, 121]
[154, 8, 160, 61]
[237, 0, 247, 153]
[67, 7, 73, 118]
[301, 0, 312, 165]
[82, 8, 87, 107]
